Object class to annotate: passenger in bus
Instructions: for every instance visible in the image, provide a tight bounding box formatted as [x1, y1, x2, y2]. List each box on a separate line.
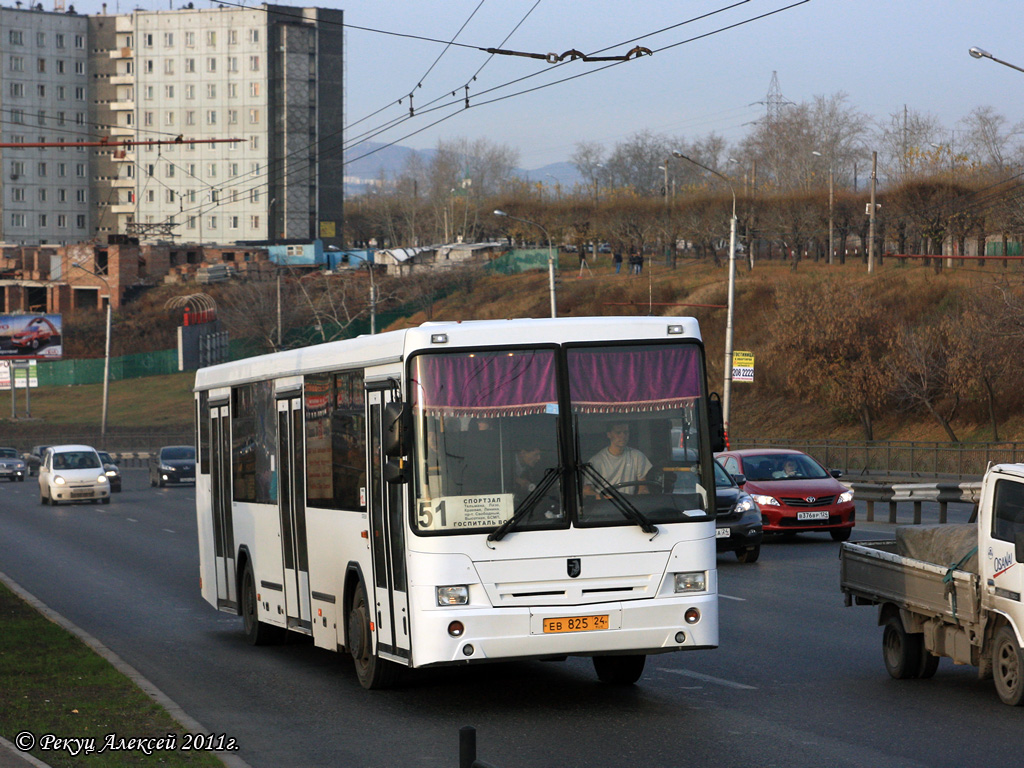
[584, 422, 653, 496]
[513, 446, 544, 501]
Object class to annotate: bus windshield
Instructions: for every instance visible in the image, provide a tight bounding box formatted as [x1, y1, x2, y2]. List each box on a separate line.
[569, 344, 710, 529]
[410, 342, 711, 536]
[411, 348, 563, 535]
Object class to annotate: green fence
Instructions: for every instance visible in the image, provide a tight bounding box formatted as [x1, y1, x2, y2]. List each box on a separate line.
[38, 349, 181, 386]
[486, 249, 559, 275]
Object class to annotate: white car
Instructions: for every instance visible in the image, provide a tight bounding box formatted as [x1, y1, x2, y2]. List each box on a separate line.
[38, 445, 111, 505]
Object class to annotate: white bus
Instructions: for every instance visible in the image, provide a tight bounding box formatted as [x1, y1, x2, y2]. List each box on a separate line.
[194, 317, 725, 688]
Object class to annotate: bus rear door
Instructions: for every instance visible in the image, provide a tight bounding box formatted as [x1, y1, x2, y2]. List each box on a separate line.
[278, 394, 312, 631]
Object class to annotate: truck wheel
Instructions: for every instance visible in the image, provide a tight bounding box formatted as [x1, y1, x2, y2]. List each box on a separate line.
[242, 563, 285, 646]
[993, 626, 1024, 706]
[882, 616, 922, 679]
[347, 581, 399, 690]
[917, 650, 940, 679]
[594, 654, 646, 684]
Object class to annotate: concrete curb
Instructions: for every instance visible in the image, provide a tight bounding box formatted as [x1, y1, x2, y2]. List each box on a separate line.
[0, 570, 251, 768]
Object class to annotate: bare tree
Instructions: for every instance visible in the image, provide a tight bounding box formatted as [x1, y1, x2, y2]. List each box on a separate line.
[957, 106, 1024, 173]
[875, 106, 943, 184]
[886, 324, 960, 442]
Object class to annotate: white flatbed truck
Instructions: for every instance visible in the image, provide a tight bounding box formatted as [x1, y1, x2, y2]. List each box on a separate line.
[840, 463, 1024, 705]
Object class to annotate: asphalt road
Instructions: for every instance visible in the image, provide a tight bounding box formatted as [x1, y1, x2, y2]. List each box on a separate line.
[0, 473, 1020, 768]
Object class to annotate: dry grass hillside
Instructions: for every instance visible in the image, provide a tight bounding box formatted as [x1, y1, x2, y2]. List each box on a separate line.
[386, 253, 1024, 445]
[13, 253, 1024, 446]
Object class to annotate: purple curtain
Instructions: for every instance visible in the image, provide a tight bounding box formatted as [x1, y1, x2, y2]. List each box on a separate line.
[412, 351, 557, 416]
[568, 346, 702, 413]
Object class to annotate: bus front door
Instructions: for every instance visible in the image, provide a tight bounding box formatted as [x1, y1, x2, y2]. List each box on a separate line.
[367, 389, 411, 662]
[210, 403, 236, 611]
[278, 395, 312, 631]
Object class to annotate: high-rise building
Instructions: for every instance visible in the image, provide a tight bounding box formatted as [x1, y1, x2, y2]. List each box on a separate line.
[87, 3, 344, 245]
[0, 5, 91, 246]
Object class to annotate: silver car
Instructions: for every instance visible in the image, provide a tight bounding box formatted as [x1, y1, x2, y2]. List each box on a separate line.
[0, 447, 26, 481]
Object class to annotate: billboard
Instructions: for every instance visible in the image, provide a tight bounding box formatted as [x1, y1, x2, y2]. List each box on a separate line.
[0, 314, 63, 360]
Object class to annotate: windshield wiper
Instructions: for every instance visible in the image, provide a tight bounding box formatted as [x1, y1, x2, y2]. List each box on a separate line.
[487, 466, 562, 545]
[579, 463, 659, 539]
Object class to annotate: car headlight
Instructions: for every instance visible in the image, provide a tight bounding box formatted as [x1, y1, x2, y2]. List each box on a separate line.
[105, 470, 118, 477]
[160, 464, 174, 472]
[436, 585, 469, 606]
[53, 475, 66, 485]
[733, 495, 757, 514]
[674, 571, 707, 593]
[751, 494, 780, 507]
[96, 475, 108, 485]
[838, 490, 854, 504]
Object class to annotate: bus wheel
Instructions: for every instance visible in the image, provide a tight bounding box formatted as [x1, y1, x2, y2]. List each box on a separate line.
[242, 564, 285, 646]
[347, 581, 398, 690]
[993, 626, 1024, 706]
[594, 654, 646, 684]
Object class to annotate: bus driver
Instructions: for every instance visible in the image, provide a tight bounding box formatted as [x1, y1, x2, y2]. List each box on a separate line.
[584, 422, 652, 496]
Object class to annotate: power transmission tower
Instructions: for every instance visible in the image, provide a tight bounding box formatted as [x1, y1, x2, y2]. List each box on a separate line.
[762, 71, 793, 125]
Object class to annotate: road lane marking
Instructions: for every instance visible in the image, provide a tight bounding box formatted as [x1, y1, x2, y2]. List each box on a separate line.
[661, 668, 757, 690]
[162, 529, 176, 534]
[719, 593, 746, 601]
[126, 518, 139, 523]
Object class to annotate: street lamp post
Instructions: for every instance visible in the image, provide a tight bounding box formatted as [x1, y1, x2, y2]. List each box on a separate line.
[494, 210, 556, 318]
[969, 46, 1024, 74]
[812, 151, 835, 265]
[72, 264, 112, 439]
[672, 151, 738, 436]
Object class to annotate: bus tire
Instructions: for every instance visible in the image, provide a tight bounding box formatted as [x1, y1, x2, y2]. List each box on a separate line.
[993, 625, 1024, 706]
[347, 581, 399, 690]
[593, 654, 646, 685]
[242, 563, 285, 646]
[882, 615, 921, 679]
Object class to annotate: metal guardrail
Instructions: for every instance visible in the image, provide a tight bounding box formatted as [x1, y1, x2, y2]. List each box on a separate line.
[850, 481, 982, 525]
[733, 438, 1024, 480]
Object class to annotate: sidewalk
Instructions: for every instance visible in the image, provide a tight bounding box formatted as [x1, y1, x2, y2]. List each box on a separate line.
[0, 738, 49, 768]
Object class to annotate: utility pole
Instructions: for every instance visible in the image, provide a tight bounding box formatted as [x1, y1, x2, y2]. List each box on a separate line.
[868, 151, 877, 274]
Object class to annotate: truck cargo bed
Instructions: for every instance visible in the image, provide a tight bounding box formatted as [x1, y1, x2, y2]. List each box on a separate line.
[840, 540, 981, 625]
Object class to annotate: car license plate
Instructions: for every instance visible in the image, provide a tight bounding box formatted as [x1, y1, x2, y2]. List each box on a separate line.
[70, 490, 92, 498]
[543, 615, 609, 633]
[716, 527, 731, 538]
[796, 511, 829, 521]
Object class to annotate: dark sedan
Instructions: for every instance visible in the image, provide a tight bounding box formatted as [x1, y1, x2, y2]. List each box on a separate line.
[712, 460, 762, 563]
[149, 445, 196, 487]
[97, 451, 122, 492]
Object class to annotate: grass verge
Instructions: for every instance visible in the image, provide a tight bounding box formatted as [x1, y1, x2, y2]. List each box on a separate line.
[0, 580, 223, 768]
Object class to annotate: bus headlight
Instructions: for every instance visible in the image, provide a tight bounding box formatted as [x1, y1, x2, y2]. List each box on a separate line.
[674, 572, 706, 593]
[436, 585, 469, 606]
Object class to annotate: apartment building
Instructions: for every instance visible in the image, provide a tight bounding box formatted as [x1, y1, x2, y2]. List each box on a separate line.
[0, 5, 91, 246]
[88, 3, 344, 245]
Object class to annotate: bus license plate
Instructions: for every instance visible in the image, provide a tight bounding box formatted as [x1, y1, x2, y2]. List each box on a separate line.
[797, 511, 829, 521]
[543, 615, 609, 634]
[715, 527, 730, 538]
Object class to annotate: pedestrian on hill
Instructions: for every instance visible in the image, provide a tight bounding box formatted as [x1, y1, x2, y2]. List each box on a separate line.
[613, 250, 623, 274]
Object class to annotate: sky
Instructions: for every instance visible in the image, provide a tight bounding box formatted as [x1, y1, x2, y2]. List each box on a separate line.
[69, 0, 1024, 171]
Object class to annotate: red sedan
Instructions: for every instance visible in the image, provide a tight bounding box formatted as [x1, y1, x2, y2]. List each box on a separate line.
[11, 316, 58, 350]
[715, 448, 855, 541]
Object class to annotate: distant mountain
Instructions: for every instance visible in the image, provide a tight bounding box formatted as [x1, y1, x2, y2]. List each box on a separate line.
[344, 141, 582, 195]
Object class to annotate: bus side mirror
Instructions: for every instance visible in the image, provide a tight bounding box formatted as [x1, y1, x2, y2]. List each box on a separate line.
[383, 402, 411, 458]
[707, 394, 725, 453]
